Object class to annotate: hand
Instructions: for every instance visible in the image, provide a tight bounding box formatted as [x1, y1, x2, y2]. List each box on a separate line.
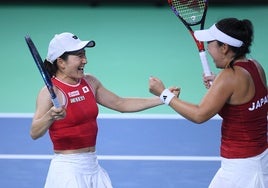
[149, 76, 166, 96]
[149, 76, 180, 97]
[49, 106, 66, 121]
[170, 86, 180, 98]
[203, 73, 216, 89]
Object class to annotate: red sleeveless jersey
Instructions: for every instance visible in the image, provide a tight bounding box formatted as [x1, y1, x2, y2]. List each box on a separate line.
[49, 77, 99, 150]
[219, 60, 268, 158]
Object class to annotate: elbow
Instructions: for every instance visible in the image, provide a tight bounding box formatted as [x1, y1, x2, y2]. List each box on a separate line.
[189, 114, 209, 124]
[30, 133, 38, 140]
[194, 112, 216, 124]
[30, 131, 41, 140]
[117, 110, 133, 114]
[117, 109, 125, 113]
[192, 119, 207, 124]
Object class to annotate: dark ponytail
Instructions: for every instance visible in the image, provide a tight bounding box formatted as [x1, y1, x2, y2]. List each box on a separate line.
[44, 59, 58, 78]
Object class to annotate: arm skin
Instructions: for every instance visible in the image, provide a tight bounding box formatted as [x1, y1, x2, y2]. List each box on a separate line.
[85, 74, 163, 113]
[149, 66, 254, 124]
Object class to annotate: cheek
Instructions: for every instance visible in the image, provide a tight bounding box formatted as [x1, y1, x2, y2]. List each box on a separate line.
[66, 60, 80, 69]
[207, 43, 219, 57]
[207, 44, 213, 53]
[207, 46, 215, 56]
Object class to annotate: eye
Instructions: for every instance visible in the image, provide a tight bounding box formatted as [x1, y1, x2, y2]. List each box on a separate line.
[77, 54, 84, 58]
[75, 51, 86, 58]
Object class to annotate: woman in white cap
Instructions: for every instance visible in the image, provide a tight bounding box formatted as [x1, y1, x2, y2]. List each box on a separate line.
[149, 18, 268, 188]
[30, 32, 173, 188]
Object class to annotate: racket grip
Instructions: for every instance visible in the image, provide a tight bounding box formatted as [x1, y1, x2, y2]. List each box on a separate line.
[51, 97, 61, 108]
[199, 51, 211, 76]
[199, 51, 213, 86]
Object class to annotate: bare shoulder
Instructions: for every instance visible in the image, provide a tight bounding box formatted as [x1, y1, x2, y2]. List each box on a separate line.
[83, 74, 102, 90]
[37, 86, 53, 107]
[84, 74, 99, 83]
[209, 69, 235, 94]
[39, 86, 50, 97]
[40, 85, 61, 101]
[215, 68, 236, 84]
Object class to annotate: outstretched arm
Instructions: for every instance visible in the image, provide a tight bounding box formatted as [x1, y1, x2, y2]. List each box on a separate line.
[97, 85, 163, 113]
[149, 72, 232, 123]
[86, 75, 164, 113]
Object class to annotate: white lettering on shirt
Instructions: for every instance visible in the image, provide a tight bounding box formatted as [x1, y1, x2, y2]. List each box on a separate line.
[70, 96, 85, 103]
[68, 90, 80, 97]
[248, 95, 268, 111]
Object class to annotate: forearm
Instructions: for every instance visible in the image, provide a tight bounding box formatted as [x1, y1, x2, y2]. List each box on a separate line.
[114, 96, 163, 113]
[169, 98, 211, 124]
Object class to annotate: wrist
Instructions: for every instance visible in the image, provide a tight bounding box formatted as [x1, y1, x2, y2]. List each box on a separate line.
[160, 89, 175, 105]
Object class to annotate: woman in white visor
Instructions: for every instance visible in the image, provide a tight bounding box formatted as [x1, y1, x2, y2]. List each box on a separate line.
[149, 18, 268, 188]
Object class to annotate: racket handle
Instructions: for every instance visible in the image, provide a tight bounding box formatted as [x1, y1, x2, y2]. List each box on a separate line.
[51, 97, 61, 108]
[199, 51, 213, 86]
[199, 51, 211, 76]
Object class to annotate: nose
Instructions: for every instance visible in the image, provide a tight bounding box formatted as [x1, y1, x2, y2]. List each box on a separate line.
[81, 57, 87, 64]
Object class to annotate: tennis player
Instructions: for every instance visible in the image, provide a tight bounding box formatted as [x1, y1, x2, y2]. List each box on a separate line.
[149, 18, 268, 188]
[30, 32, 168, 188]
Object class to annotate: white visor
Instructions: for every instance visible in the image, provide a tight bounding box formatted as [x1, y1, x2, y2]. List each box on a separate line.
[194, 24, 243, 47]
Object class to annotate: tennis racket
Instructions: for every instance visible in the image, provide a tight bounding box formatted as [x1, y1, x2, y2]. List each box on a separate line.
[167, 0, 212, 77]
[25, 35, 60, 108]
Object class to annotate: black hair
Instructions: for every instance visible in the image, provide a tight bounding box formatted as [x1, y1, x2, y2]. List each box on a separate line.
[215, 18, 253, 68]
[44, 59, 58, 78]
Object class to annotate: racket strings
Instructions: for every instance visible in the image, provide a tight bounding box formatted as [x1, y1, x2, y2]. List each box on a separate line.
[170, 0, 205, 25]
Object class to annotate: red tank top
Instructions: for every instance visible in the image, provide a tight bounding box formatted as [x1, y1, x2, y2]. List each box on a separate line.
[49, 77, 99, 150]
[219, 60, 268, 158]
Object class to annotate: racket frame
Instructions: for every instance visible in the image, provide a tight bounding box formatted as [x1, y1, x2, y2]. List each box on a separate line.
[25, 35, 60, 108]
[168, 0, 212, 76]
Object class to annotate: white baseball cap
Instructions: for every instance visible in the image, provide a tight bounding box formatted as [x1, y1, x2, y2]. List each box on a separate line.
[194, 24, 243, 47]
[46, 32, 95, 63]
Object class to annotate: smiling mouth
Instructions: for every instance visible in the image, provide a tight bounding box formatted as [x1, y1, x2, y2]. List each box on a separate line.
[78, 67, 84, 71]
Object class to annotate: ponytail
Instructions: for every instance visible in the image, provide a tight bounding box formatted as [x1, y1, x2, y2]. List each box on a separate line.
[44, 59, 58, 78]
